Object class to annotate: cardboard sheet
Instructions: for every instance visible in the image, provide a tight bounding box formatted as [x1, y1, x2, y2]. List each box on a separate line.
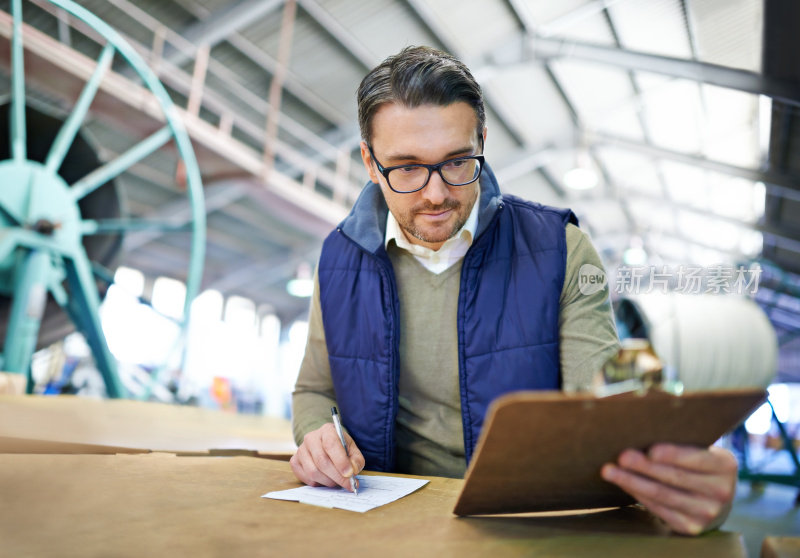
[454, 388, 766, 516]
[0, 394, 296, 457]
[0, 372, 25, 395]
[761, 536, 800, 558]
[0, 453, 748, 558]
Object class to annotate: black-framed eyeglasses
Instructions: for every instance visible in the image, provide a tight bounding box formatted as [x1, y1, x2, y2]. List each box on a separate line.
[367, 144, 484, 194]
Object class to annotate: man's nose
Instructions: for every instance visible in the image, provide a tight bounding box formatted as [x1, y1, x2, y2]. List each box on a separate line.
[421, 170, 449, 205]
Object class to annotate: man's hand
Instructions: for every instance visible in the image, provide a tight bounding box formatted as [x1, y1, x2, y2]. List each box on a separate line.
[290, 423, 365, 491]
[601, 444, 738, 535]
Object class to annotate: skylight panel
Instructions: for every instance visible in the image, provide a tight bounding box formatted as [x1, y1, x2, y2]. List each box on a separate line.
[708, 176, 764, 223]
[628, 198, 675, 232]
[503, 170, 563, 206]
[607, 0, 692, 59]
[661, 160, 765, 223]
[677, 211, 747, 254]
[648, 233, 689, 263]
[595, 146, 662, 196]
[660, 160, 708, 209]
[571, 198, 630, 235]
[487, 65, 576, 147]
[550, 60, 642, 139]
[638, 76, 703, 154]
[514, 0, 591, 29]
[701, 85, 760, 168]
[687, 245, 731, 267]
[532, 2, 616, 45]
[688, 0, 762, 72]
[412, 0, 519, 59]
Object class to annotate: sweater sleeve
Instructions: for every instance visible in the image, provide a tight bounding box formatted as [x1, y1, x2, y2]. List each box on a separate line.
[291, 265, 338, 445]
[559, 223, 621, 392]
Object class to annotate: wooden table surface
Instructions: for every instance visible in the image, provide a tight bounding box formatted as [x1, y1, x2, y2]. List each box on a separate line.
[0, 453, 747, 558]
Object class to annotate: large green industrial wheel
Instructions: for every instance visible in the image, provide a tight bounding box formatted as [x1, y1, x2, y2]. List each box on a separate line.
[0, 0, 206, 397]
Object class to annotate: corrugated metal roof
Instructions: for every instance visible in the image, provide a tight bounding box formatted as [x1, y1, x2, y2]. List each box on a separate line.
[609, 0, 692, 59]
[689, 0, 762, 72]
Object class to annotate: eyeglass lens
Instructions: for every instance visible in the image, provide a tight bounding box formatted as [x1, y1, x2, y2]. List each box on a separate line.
[388, 158, 482, 192]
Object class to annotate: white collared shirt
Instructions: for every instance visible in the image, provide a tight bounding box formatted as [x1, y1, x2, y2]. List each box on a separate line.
[384, 187, 480, 275]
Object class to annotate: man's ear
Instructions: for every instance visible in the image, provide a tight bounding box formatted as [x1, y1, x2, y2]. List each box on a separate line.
[360, 141, 380, 184]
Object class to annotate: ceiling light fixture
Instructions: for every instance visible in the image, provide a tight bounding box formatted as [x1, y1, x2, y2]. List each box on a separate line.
[563, 149, 598, 190]
[286, 262, 314, 298]
[623, 236, 648, 265]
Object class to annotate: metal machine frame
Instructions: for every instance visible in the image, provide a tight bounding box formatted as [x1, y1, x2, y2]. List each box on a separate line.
[0, 0, 205, 397]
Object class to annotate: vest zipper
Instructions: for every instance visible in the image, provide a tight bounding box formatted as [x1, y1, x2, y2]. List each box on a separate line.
[335, 228, 400, 471]
[458, 200, 505, 465]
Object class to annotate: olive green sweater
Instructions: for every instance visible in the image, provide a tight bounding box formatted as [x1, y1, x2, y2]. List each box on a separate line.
[292, 223, 620, 478]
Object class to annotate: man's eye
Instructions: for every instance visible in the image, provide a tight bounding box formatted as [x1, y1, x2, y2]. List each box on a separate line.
[445, 159, 467, 170]
[399, 166, 419, 173]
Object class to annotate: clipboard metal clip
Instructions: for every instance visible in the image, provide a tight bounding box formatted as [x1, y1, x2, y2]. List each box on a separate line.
[593, 339, 684, 398]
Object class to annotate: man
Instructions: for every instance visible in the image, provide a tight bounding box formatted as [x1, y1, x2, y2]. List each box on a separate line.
[290, 46, 737, 535]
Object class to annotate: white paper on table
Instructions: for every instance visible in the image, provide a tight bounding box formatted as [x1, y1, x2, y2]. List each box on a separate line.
[262, 475, 429, 513]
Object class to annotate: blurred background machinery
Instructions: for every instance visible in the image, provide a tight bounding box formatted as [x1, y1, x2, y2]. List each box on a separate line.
[616, 293, 799, 499]
[0, 0, 797, 413]
[0, 0, 205, 398]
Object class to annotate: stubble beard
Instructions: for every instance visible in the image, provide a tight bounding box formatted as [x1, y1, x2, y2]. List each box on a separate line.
[399, 187, 478, 246]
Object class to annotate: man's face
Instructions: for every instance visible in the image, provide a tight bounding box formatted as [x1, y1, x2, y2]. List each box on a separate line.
[360, 102, 485, 251]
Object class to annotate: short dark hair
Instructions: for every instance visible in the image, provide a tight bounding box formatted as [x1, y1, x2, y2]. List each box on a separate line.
[357, 46, 485, 146]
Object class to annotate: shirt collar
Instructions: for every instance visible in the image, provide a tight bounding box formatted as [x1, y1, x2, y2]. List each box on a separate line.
[384, 185, 481, 254]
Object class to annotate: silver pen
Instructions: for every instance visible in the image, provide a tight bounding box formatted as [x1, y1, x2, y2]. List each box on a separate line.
[331, 406, 358, 495]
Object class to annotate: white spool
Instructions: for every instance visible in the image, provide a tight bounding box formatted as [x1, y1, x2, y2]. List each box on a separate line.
[619, 293, 777, 391]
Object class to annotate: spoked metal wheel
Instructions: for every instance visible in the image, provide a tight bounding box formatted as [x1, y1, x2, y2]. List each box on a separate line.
[0, 0, 205, 397]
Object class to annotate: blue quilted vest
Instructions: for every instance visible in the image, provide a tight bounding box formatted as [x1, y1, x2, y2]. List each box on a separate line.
[318, 164, 577, 472]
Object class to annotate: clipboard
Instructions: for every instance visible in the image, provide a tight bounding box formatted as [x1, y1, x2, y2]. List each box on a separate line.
[453, 388, 767, 516]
